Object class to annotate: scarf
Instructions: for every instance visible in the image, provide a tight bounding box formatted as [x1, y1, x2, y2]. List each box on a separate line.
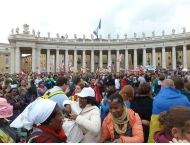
[34, 125, 67, 142]
[110, 105, 129, 134]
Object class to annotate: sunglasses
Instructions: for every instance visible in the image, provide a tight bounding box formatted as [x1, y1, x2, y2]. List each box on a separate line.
[107, 98, 123, 103]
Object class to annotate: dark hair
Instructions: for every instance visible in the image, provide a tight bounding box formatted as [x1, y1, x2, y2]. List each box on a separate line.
[171, 77, 184, 90]
[159, 74, 165, 80]
[55, 77, 68, 86]
[107, 86, 117, 98]
[72, 76, 81, 85]
[41, 104, 58, 125]
[12, 80, 18, 84]
[185, 82, 190, 92]
[136, 83, 151, 95]
[108, 93, 123, 103]
[86, 97, 98, 107]
[158, 106, 190, 137]
[9, 88, 19, 95]
[77, 82, 85, 90]
[39, 81, 44, 87]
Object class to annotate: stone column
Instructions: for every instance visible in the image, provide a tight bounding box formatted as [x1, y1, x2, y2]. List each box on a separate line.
[99, 50, 103, 68]
[143, 48, 146, 66]
[36, 48, 41, 73]
[162, 47, 166, 68]
[152, 47, 156, 66]
[91, 50, 94, 72]
[10, 47, 15, 74]
[172, 46, 176, 70]
[116, 50, 120, 72]
[133, 49, 137, 69]
[74, 50, 77, 71]
[108, 50, 111, 72]
[46, 49, 50, 73]
[32, 47, 36, 72]
[56, 49, 60, 72]
[65, 50, 68, 72]
[183, 45, 187, 69]
[82, 50, 86, 72]
[125, 49, 128, 70]
[15, 47, 21, 73]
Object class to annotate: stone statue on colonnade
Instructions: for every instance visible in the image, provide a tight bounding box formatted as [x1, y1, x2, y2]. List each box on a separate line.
[56, 33, 59, 38]
[16, 27, 19, 34]
[83, 34, 85, 39]
[65, 34, 68, 39]
[48, 32, 50, 38]
[91, 34, 94, 39]
[108, 34, 111, 39]
[11, 28, 14, 35]
[182, 27, 186, 33]
[117, 33, 119, 39]
[23, 24, 30, 34]
[32, 29, 35, 36]
[37, 31, 40, 37]
[99, 34, 102, 39]
[152, 31, 155, 37]
[142, 32, 145, 38]
[134, 33, 136, 38]
[124, 33, 127, 39]
[162, 30, 165, 36]
[172, 28, 175, 34]
[74, 34, 77, 39]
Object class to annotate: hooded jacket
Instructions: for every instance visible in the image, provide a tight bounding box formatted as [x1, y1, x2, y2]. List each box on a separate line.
[153, 130, 172, 143]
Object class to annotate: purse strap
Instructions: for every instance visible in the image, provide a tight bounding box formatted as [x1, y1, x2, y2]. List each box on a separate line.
[27, 131, 64, 143]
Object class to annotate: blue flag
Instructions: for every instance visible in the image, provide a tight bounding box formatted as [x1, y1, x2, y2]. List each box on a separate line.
[93, 19, 101, 38]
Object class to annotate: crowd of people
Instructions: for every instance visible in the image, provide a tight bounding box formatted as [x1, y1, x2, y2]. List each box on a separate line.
[0, 69, 190, 143]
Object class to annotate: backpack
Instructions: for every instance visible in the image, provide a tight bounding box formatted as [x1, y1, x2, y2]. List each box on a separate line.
[42, 89, 65, 99]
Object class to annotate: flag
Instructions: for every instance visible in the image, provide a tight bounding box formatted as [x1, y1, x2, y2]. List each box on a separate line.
[68, 59, 72, 67]
[117, 54, 123, 62]
[139, 65, 144, 72]
[61, 63, 64, 69]
[93, 19, 101, 38]
[107, 59, 112, 68]
[21, 69, 26, 75]
[96, 67, 100, 73]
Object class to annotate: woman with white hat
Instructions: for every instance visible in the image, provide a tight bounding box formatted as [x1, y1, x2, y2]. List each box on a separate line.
[10, 99, 67, 143]
[63, 87, 101, 143]
[0, 98, 26, 143]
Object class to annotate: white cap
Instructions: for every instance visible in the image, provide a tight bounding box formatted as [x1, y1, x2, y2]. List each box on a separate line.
[75, 87, 95, 98]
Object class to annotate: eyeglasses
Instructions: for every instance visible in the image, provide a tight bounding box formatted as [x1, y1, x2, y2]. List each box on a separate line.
[107, 98, 123, 103]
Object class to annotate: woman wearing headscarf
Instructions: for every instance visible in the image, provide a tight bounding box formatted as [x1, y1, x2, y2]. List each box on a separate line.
[0, 98, 26, 143]
[10, 99, 67, 143]
[100, 93, 143, 143]
[63, 87, 101, 143]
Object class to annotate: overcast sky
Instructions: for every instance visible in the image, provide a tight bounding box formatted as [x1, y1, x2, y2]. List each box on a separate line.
[0, 0, 190, 43]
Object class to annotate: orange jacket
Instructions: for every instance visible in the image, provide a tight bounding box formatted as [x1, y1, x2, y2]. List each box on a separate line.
[100, 108, 144, 143]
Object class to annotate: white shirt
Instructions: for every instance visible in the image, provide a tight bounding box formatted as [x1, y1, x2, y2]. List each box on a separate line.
[115, 79, 120, 89]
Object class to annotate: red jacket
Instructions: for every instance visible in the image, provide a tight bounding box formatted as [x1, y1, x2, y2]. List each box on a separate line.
[121, 78, 126, 88]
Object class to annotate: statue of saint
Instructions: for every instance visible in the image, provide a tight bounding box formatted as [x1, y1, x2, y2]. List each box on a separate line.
[124, 33, 127, 39]
[172, 28, 175, 34]
[142, 32, 145, 38]
[11, 28, 14, 35]
[182, 27, 186, 33]
[134, 33, 137, 38]
[32, 29, 35, 36]
[162, 30, 165, 36]
[74, 34, 77, 39]
[83, 34, 85, 39]
[37, 31, 40, 37]
[91, 34, 94, 39]
[99, 34, 102, 39]
[56, 33, 59, 38]
[16, 27, 19, 34]
[108, 34, 111, 39]
[65, 34, 68, 39]
[152, 31, 155, 37]
[48, 32, 50, 38]
[117, 33, 119, 39]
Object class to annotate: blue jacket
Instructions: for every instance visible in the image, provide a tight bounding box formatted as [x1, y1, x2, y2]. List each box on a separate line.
[152, 86, 190, 114]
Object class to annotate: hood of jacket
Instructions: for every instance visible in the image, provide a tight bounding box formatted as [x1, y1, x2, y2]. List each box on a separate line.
[153, 130, 172, 143]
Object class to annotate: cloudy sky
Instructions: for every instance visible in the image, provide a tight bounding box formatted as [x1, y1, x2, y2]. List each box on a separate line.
[0, 0, 190, 43]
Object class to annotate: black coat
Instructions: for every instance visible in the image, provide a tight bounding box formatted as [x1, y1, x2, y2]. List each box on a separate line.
[130, 96, 153, 143]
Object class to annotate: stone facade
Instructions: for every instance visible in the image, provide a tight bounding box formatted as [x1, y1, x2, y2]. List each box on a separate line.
[0, 24, 189, 74]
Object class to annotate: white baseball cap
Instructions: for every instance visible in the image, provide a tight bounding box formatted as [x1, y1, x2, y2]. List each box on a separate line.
[75, 87, 95, 98]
